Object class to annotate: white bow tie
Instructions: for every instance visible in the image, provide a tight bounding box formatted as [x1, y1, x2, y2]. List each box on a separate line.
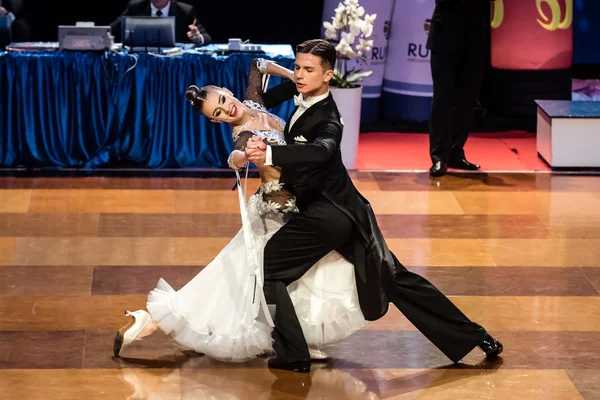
[293, 94, 311, 110]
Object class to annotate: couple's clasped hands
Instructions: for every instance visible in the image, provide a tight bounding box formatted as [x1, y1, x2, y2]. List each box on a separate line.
[245, 136, 267, 164]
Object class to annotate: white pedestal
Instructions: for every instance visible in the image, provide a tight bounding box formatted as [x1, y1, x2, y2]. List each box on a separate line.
[536, 101, 600, 168]
[330, 86, 362, 170]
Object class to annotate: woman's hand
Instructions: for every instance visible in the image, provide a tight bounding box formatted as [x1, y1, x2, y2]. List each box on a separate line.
[231, 150, 248, 169]
[265, 61, 295, 83]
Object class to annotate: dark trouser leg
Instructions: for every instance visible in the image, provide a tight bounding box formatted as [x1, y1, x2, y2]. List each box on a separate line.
[450, 33, 487, 161]
[429, 50, 461, 163]
[263, 198, 354, 363]
[390, 253, 487, 362]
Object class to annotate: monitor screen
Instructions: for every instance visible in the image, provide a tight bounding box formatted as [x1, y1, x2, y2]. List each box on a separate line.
[122, 16, 176, 47]
[0, 15, 11, 28]
[0, 16, 11, 48]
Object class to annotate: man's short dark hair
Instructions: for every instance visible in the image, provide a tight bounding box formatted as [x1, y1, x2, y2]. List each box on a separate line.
[296, 39, 337, 71]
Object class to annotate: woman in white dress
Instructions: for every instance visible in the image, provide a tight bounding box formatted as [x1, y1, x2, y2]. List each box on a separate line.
[113, 58, 366, 362]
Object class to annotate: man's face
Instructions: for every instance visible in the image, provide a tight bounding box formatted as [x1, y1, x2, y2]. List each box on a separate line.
[151, 0, 170, 9]
[294, 53, 333, 97]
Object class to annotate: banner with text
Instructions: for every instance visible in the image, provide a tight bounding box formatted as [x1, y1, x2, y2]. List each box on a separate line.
[382, 0, 435, 122]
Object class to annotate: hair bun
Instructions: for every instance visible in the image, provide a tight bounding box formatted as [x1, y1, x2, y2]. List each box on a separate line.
[186, 85, 201, 103]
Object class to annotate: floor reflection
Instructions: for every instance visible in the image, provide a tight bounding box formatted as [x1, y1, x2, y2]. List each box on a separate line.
[121, 369, 181, 400]
[120, 364, 382, 399]
[115, 344, 506, 399]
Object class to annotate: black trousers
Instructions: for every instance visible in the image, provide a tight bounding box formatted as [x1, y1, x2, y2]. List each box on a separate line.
[429, 30, 487, 163]
[263, 197, 487, 364]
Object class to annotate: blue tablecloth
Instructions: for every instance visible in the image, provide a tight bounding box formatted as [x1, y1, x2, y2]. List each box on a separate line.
[0, 45, 295, 168]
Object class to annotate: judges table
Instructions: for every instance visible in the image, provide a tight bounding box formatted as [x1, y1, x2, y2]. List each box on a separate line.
[0, 44, 295, 168]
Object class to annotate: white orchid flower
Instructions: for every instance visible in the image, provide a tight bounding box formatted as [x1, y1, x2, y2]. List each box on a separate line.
[323, 21, 338, 39]
[347, 4, 358, 18]
[333, 14, 345, 29]
[364, 13, 377, 24]
[361, 22, 374, 37]
[349, 19, 363, 36]
[325, 29, 338, 40]
[335, 38, 356, 59]
[341, 31, 356, 46]
[355, 38, 373, 51]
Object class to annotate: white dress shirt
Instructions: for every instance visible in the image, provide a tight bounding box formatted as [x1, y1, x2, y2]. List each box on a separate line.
[265, 91, 330, 166]
[150, 1, 171, 17]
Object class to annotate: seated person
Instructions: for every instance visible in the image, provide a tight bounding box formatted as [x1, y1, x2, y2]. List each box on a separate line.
[0, 0, 31, 42]
[110, 0, 211, 45]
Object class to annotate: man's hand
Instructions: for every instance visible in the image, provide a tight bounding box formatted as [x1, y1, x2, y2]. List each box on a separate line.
[245, 136, 267, 163]
[245, 147, 266, 164]
[246, 135, 267, 151]
[0, 7, 7, 16]
[187, 25, 203, 43]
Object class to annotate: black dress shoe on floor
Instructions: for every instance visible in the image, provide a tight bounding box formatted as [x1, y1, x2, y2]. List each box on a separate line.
[268, 356, 311, 373]
[448, 158, 480, 170]
[479, 333, 503, 360]
[429, 160, 448, 177]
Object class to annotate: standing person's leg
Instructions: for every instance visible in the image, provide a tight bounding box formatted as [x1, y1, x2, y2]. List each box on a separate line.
[429, 49, 461, 176]
[262, 198, 354, 371]
[449, 30, 487, 167]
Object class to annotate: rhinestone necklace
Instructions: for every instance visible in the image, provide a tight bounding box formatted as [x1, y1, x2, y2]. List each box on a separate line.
[232, 110, 255, 138]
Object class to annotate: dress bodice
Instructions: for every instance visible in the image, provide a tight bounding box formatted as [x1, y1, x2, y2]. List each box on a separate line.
[233, 100, 287, 147]
[233, 100, 297, 215]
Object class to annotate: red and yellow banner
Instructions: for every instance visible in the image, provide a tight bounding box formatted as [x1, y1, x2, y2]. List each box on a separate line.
[491, 0, 573, 70]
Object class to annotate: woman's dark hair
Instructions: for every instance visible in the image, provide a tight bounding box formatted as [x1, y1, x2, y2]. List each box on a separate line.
[185, 85, 222, 113]
[296, 39, 337, 71]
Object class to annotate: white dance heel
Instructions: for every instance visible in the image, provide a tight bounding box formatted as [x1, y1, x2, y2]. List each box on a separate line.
[309, 347, 329, 360]
[113, 310, 152, 357]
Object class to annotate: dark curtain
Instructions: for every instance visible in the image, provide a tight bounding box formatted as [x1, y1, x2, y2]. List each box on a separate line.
[0, 50, 295, 168]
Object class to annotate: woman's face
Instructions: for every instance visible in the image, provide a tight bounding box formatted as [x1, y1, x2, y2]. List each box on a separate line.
[201, 88, 245, 124]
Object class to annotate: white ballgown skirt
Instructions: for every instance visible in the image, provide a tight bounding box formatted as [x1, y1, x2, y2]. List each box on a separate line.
[146, 192, 366, 362]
